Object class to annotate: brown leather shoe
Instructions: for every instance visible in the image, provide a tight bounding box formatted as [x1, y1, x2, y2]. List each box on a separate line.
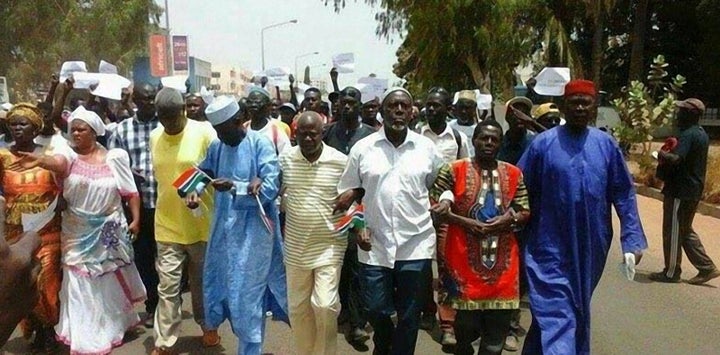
[688, 268, 720, 285]
[202, 329, 221, 347]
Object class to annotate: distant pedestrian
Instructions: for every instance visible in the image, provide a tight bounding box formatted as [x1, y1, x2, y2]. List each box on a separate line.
[650, 98, 720, 285]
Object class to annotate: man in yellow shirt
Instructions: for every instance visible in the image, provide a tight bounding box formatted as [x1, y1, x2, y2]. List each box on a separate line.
[149, 88, 218, 355]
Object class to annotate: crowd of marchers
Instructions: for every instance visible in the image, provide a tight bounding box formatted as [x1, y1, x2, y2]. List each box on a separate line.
[0, 71, 718, 355]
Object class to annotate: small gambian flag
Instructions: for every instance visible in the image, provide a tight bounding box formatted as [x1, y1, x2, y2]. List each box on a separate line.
[335, 204, 366, 233]
[172, 167, 212, 197]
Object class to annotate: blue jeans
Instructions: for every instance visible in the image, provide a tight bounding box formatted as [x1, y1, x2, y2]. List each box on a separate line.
[361, 259, 432, 355]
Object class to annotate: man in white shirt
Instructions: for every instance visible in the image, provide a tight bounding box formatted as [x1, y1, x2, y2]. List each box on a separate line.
[449, 90, 487, 157]
[244, 87, 291, 155]
[420, 87, 470, 163]
[336, 87, 444, 355]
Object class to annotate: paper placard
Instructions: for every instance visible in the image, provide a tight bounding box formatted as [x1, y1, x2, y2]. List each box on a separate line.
[72, 72, 131, 100]
[332, 53, 355, 74]
[161, 75, 189, 93]
[357, 77, 388, 104]
[59, 61, 88, 82]
[99, 60, 118, 74]
[533, 67, 571, 96]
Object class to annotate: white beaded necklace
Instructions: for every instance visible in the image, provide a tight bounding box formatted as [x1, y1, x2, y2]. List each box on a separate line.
[478, 168, 502, 209]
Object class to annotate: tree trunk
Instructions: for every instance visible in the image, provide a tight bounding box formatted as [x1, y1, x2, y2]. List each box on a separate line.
[590, 9, 605, 88]
[464, 55, 490, 93]
[628, 0, 649, 82]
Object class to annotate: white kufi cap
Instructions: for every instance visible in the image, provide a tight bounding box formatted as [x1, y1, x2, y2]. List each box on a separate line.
[205, 95, 240, 126]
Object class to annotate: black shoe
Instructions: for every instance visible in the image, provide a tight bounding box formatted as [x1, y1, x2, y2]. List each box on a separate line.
[144, 315, 155, 329]
[648, 271, 681, 283]
[346, 327, 370, 351]
[688, 268, 720, 285]
[419, 313, 436, 331]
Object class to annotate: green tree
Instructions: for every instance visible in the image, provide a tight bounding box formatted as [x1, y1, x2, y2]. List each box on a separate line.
[0, 0, 162, 101]
[329, 0, 719, 105]
[328, 0, 547, 98]
[613, 55, 684, 159]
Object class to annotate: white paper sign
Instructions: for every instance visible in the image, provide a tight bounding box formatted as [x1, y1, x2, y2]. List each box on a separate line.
[332, 53, 355, 74]
[59, 61, 88, 82]
[264, 67, 292, 88]
[357, 77, 388, 104]
[533, 67, 571, 96]
[161, 75, 189, 93]
[477, 94, 493, 110]
[99, 60, 118, 74]
[72, 73, 131, 100]
[21, 197, 58, 233]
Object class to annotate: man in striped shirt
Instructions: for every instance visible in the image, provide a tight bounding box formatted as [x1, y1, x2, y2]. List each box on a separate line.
[279, 111, 349, 355]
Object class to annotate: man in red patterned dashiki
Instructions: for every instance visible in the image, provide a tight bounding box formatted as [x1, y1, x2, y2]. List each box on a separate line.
[429, 119, 530, 355]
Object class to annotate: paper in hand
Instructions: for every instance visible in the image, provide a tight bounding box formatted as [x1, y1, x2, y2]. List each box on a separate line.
[619, 252, 636, 281]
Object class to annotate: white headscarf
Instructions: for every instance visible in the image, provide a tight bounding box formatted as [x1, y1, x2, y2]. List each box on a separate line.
[69, 106, 106, 136]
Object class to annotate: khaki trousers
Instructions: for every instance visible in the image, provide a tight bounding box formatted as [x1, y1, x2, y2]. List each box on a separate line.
[153, 241, 206, 348]
[286, 264, 342, 355]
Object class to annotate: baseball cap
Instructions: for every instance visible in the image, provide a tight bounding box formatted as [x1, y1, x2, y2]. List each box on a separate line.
[532, 103, 560, 119]
[675, 98, 705, 114]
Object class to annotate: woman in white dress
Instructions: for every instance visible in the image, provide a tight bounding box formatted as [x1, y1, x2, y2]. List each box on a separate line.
[15, 106, 146, 354]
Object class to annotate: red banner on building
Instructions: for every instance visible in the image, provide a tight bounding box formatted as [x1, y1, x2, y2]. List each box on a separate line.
[149, 34, 168, 77]
[172, 35, 189, 71]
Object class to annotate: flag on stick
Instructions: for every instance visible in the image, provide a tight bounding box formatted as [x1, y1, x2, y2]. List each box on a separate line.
[256, 194, 275, 234]
[172, 167, 212, 197]
[335, 204, 366, 233]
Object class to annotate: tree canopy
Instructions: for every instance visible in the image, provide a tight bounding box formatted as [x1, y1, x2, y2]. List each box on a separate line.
[327, 0, 720, 105]
[0, 0, 162, 101]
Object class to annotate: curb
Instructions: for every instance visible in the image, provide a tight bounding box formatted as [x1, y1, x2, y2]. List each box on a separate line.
[634, 183, 720, 219]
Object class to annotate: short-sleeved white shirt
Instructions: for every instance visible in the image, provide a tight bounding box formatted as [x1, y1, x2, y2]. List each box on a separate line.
[337, 128, 444, 268]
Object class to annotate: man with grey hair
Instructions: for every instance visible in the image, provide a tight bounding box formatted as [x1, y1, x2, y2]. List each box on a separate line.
[336, 87, 444, 354]
[282, 111, 349, 355]
[149, 88, 218, 355]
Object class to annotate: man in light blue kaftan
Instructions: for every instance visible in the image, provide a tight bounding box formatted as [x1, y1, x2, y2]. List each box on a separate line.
[517, 80, 647, 355]
[192, 96, 289, 355]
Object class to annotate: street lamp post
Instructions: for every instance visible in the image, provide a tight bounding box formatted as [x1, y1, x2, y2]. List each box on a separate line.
[294, 51, 319, 79]
[261, 19, 298, 70]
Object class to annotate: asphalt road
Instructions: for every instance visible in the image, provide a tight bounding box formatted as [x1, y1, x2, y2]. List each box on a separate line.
[2, 194, 720, 355]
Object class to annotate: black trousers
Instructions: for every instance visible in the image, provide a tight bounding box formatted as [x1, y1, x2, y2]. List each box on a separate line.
[454, 309, 513, 355]
[661, 196, 716, 278]
[134, 208, 159, 314]
[339, 239, 367, 330]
